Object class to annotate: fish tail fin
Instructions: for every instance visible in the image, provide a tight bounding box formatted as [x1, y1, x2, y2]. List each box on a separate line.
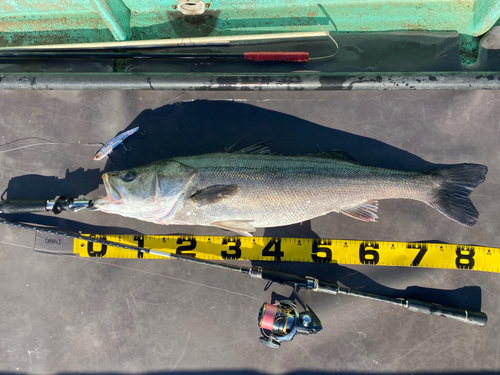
[426, 163, 487, 227]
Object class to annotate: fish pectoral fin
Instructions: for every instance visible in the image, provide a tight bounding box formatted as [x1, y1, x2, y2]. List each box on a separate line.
[340, 200, 379, 222]
[189, 185, 239, 208]
[211, 220, 256, 237]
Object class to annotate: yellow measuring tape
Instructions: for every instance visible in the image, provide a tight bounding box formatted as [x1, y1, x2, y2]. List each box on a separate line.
[72, 235, 500, 273]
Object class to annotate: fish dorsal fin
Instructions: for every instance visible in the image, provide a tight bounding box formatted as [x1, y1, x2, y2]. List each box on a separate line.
[234, 141, 274, 155]
[221, 136, 247, 153]
[211, 220, 256, 236]
[311, 150, 358, 163]
[189, 185, 239, 207]
[340, 200, 379, 222]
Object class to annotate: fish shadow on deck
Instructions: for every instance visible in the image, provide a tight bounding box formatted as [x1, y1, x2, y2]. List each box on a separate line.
[101, 99, 447, 172]
[1, 100, 482, 313]
[3, 99, 447, 204]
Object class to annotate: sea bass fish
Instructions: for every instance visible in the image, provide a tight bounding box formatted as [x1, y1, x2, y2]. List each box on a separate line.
[93, 146, 487, 235]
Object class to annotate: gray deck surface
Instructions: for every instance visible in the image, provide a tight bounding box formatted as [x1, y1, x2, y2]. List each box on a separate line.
[0, 90, 498, 374]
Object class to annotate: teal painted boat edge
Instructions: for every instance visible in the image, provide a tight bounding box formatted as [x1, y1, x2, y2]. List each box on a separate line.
[1, 1, 499, 39]
[0, 0, 499, 62]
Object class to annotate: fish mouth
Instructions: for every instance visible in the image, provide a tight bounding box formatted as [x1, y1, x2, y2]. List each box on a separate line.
[102, 173, 123, 203]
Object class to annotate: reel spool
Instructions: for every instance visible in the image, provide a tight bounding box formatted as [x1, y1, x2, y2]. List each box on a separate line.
[258, 286, 323, 348]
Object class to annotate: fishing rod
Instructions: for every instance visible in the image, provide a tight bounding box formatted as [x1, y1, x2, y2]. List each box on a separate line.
[0, 197, 91, 214]
[0, 31, 328, 51]
[0, 197, 488, 348]
[0, 25, 338, 63]
[0, 51, 311, 62]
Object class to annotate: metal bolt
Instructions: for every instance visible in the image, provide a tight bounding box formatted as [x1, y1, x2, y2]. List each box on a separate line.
[301, 314, 312, 327]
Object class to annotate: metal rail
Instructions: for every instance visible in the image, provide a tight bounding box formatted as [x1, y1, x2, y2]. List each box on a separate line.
[0, 72, 499, 90]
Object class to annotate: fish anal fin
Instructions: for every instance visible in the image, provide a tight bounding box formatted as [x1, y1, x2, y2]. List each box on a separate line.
[212, 220, 256, 236]
[340, 200, 379, 222]
[189, 185, 239, 208]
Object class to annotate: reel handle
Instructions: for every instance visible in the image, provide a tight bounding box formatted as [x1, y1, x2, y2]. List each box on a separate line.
[405, 299, 487, 327]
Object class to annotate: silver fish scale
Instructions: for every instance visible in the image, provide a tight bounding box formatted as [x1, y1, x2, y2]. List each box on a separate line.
[169, 153, 433, 228]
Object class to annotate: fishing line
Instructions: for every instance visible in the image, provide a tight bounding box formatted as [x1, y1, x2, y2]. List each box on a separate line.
[0, 137, 103, 154]
[72, 257, 263, 301]
[0, 230, 262, 300]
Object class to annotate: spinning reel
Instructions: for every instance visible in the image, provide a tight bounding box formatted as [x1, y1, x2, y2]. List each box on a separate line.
[258, 282, 322, 348]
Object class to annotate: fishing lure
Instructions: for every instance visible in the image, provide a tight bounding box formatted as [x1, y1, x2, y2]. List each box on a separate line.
[94, 127, 140, 161]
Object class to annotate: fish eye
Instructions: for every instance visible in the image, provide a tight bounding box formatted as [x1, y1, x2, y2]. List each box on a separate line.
[121, 170, 137, 182]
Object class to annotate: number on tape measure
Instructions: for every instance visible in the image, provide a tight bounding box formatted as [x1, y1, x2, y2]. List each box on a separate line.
[407, 244, 428, 267]
[221, 238, 242, 260]
[359, 242, 379, 265]
[262, 239, 284, 261]
[87, 234, 107, 257]
[311, 240, 333, 263]
[176, 237, 197, 257]
[455, 246, 475, 269]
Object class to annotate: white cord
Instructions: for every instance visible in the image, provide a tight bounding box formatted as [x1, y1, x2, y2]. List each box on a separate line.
[309, 23, 339, 61]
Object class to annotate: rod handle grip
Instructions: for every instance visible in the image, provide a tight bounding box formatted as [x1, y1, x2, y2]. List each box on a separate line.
[406, 299, 487, 327]
[0, 199, 48, 214]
